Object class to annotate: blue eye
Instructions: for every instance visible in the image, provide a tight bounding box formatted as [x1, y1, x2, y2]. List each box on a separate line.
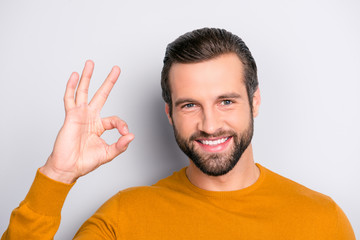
[183, 103, 195, 108]
[221, 100, 232, 105]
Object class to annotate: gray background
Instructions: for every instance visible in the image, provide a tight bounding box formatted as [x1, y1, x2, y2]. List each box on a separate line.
[0, 0, 359, 239]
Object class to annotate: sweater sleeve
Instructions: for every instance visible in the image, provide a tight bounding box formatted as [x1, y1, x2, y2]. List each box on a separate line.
[72, 192, 122, 240]
[1, 169, 74, 240]
[335, 203, 356, 240]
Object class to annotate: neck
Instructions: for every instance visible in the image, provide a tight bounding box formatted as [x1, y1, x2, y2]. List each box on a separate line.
[186, 144, 260, 191]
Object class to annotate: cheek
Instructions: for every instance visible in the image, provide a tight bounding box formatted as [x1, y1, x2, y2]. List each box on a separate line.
[223, 109, 251, 130]
[173, 114, 198, 136]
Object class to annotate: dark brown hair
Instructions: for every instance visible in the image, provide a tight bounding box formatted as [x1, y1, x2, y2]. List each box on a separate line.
[161, 28, 258, 116]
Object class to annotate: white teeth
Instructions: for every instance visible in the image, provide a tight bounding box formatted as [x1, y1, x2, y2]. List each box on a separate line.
[200, 137, 228, 146]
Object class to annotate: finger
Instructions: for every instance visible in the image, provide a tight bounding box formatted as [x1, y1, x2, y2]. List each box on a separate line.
[89, 66, 120, 110]
[101, 116, 129, 136]
[105, 133, 135, 162]
[64, 72, 79, 111]
[75, 60, 94, 106]
[100, 116, 133, 162]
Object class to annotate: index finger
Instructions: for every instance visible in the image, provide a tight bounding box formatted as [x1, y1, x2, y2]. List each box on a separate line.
[89, 66, 121, 110]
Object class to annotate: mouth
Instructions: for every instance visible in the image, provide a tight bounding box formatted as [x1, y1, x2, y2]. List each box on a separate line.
[195, 136, 232, 152]
[196, 137, 230, 146]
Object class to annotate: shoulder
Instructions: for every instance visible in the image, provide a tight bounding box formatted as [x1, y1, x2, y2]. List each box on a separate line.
[258, 164, 355, 237]
[259, 164, 337, 213]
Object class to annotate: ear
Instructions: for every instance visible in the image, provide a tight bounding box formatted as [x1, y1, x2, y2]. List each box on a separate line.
[165, 103, 173, 125]
[252, 88, 261, 118]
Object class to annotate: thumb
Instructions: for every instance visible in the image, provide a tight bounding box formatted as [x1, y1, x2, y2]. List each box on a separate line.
[105, 133, 135, 163]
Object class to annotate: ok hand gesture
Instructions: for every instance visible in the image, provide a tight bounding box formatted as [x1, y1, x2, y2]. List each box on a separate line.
[40, 61, 134, 184]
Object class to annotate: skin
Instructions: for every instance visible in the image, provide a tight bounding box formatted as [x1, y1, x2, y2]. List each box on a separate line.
[165, 53, 261, 191]
[40, 60, 134, 184]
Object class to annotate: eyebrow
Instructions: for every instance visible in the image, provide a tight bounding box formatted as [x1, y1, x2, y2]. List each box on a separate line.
[174, 92, 242, 107]
[217, 93, 242, 99]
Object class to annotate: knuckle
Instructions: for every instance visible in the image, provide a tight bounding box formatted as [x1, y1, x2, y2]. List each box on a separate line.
[77, 88, 89, 94]
[99, 91, 109, 100]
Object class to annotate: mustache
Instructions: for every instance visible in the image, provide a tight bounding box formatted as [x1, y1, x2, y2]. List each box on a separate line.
[189, 129, 237, 141]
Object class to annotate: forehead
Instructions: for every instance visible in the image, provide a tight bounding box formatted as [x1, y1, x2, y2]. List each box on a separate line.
[168, 53, 246, 101]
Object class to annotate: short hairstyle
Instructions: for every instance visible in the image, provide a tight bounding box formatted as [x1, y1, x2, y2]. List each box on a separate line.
[161, 27, 258, 116]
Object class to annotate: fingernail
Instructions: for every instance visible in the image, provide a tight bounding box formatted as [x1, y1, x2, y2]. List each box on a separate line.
[123, 126, 129, 134]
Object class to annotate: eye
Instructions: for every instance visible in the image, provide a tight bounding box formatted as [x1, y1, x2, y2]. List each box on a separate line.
[182, 103, 196, 109]
[220, 100, 232, 106]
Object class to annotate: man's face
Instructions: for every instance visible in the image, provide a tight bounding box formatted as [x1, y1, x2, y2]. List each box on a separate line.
[166, 53, 258, 176]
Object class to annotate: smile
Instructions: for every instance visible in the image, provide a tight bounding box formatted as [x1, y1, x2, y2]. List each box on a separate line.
[197, 137, 230, 146]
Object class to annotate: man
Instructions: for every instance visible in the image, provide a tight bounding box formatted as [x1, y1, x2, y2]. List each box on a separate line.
[1, 28, 355, 239]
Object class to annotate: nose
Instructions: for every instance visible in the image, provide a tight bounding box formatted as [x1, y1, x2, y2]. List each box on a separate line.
[198, 107, 222, 135]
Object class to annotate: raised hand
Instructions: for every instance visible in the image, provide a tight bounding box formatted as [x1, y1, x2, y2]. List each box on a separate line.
[40, 60, 134, 184]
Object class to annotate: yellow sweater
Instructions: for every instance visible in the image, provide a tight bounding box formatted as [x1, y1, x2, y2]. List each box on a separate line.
[2, 164, 355, 239]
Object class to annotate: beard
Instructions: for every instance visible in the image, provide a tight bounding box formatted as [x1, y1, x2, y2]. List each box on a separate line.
[173, 116, 254, 177]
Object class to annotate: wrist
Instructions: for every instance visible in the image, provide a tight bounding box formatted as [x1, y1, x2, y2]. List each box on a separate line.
[39, 165, 78, 184]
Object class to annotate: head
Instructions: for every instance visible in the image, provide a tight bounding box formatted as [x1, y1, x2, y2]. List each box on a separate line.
[161, 27, 258, 117]
[161, 28, 260, 176]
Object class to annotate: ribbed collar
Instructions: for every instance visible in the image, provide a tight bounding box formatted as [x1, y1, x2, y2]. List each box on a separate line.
[179, 163, 267, 198]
